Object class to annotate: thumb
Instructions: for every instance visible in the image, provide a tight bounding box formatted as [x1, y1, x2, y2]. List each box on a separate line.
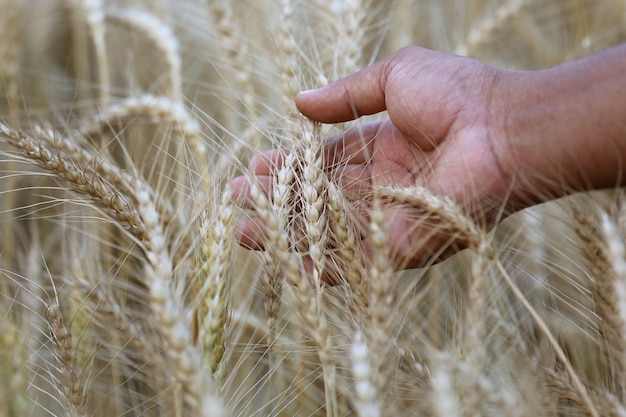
[295, 58, 392, 123]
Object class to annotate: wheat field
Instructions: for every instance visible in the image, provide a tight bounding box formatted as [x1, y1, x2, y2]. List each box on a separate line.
[0, 0, 626, 416]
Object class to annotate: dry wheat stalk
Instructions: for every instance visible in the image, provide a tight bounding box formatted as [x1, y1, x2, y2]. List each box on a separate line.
[0, 0, 21, 117]
[0, 311, 31, 415]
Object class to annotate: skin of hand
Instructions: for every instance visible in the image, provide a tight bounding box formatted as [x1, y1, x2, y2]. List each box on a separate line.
[230, 44, 626, 279]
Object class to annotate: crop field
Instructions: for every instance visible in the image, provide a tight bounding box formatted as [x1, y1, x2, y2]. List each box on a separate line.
[0, 0, 625, 416]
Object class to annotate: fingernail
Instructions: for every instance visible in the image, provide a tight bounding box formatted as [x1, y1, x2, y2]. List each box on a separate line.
[297, 89, 318, 97]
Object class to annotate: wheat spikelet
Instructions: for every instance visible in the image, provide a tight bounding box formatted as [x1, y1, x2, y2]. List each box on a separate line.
[543, 369, 626, 417]
[430, 357, 460, 417]
[599, 208, 626, 400]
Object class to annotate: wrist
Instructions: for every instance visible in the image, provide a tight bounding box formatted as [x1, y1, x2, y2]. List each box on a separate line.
[486, 63, 605, 212]
[495, 46, 626, 213]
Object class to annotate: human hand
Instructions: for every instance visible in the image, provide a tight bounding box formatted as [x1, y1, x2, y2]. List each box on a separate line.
[231, 46, 515, 276]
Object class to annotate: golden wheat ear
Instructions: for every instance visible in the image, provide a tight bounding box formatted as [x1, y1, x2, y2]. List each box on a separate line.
[3, 1, 626, 416]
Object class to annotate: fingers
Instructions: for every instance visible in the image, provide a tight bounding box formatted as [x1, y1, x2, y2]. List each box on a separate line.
[324, 121, 391, 166]
[230, 175, 272, 209]
[295, 57, 393, 123]
[231, 120, 388, 209]
[235, 216, 266, 251]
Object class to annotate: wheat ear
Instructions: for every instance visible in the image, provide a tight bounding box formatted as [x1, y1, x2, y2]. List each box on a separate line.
[137, 179, 225, 416]
[299, 121, 328, 286]
[195, 188, 234, 376]
[324, 0, 368, 77]
[455, 0, 528, 57]
[106, 7, 182, 99]
[362, 198, 398, 415]
[208, 0, 260, 143]
[600, 209, 626, 399]
[248, 177, 338, 417]
[260, 151, 297, 390]
[326, 180, 367, 309]
[45, 302, 89, 417]
[0, 124, 147, 240]
[277, 0, 300, 119]
[573, 203, 626, 399]
[374, 185, 483, 249]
